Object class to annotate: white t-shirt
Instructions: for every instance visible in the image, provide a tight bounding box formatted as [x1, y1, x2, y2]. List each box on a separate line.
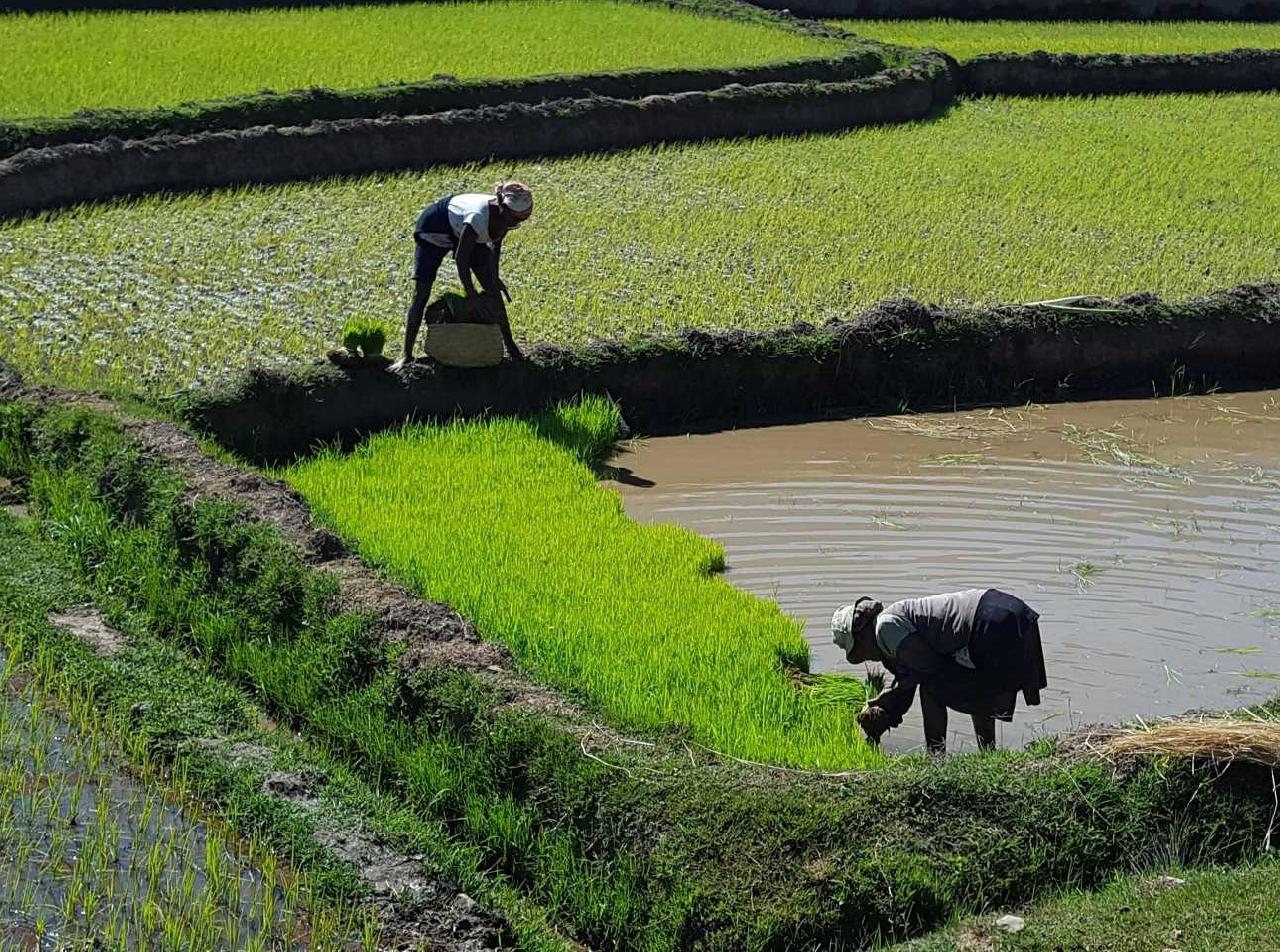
[419, 193, 496, 249]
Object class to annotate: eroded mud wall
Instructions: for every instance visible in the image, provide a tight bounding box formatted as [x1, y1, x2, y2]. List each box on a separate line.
[180, 284, 1280, 463]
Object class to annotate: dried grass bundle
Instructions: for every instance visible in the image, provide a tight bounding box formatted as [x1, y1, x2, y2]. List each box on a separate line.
[1099, 718, 1280, 768]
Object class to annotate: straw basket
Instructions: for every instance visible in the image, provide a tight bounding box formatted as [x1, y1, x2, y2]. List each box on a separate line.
[424, 323, 506, 368]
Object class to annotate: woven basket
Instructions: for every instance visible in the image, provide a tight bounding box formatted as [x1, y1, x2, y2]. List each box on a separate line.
[424, 323, 506, 368]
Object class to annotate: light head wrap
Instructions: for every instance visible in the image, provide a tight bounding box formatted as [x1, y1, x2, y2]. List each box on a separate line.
[496, 180, 533, 220]
[831, 605, 858, 653]
[831, 597, 881, 654]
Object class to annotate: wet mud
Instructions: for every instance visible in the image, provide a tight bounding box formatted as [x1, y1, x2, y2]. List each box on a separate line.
[613, 391, 1280, 752]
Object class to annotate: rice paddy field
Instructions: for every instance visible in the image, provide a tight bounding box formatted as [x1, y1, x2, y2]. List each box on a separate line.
[5, 1, 1280, 942]
[285, 398, 880, 770]
[4, 92, 1278, 394]
[836, 18, 1280, 59]
[0, 649, 366, 950]
[0, 0, 836, 119]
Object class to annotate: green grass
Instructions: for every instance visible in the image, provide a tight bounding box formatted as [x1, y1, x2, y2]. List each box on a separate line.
[285, 397, 878, 770]
[0, 513, 375, 950]
[837, 18, 1280, 60]
[8, 399, 1280, 949]
[4, 92, 1277, 394]
[892, 858, 1280, 951]
[0, 649, 368, 949]
[0, 0, 835, 119]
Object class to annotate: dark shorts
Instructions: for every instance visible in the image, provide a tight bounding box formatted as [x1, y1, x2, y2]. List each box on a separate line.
[413, 195, 455, 282]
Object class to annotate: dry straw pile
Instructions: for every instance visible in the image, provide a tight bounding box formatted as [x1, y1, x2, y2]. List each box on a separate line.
[1099, 718, 1280, 768]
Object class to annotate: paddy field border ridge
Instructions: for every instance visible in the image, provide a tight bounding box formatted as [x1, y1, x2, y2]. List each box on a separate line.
[9, 0, 1280, 15]
[746, 0, 1280, 20]
[0, 0, 871, 159]
[0, 50, 887, 161]
[958, 46, 1280, 94]
[5, 46, 1280, 218]
[176, 282, 1280, 465]
[0, 51, 952, 219]
[3, 366, 1280, 949]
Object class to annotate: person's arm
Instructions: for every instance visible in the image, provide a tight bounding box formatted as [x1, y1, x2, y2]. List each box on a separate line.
[492, 296, 523, 361]
[870, 673, 918, 727]
[455, 226, 480, 296]
[493, 240, 511, 302]
[857, 672, 916, 744]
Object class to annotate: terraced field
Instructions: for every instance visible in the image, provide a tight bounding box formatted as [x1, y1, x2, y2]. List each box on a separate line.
[0, 0, 835, 118]
[837, 18, 1280, 59]
[286, 398, 880, 770]
[4, 93, 1277, 393]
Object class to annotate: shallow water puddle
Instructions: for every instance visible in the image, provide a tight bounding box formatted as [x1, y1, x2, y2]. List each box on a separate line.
[0, 650, 332, 949]
[612, 391, 1280, 752]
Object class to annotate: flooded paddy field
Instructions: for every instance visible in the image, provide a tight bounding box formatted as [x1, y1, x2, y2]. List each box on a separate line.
[0, 650, 359, 950]
[614, 391, 1280, 752]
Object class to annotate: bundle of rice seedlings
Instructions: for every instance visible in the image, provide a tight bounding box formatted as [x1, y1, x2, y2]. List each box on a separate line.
[341, 317, 389, 358]
[1099, 718, 1280, 768]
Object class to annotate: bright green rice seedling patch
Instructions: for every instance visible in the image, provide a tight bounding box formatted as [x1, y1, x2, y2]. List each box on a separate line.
[3, 93, 1277, 393]
[285, 398, 879, 770]
[0, 0, 835, 118]
[836, 19, 1280, 60]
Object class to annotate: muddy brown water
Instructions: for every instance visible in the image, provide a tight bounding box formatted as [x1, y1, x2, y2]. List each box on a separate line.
[611, 392, 1280, 753]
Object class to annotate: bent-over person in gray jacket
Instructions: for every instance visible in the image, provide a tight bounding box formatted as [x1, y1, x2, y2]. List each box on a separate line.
[831, 589, 1047, 753]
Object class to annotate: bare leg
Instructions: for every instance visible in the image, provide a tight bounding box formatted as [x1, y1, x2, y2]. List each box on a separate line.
[971, 713, 997, 750]
[920, 686, 948, 755]
[400, 279, 433, 362]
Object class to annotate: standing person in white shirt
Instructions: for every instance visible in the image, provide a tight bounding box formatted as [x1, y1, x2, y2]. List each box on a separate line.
[391, 181, 533, 368]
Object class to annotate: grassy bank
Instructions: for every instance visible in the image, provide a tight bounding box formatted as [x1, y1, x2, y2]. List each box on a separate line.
[0, 515, 376, 948]
[837, 19, 1280, 59]
[3, 395, 1278, 949]
[0, 0, 835, 118]
[285, 397, 878, 770]
[0, 488, 564, 950]
[4, 93, 1277, 394]
[892, 858, 1280, 951]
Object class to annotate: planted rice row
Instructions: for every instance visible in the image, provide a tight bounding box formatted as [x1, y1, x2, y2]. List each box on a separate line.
[0, 0, 835, 119]
[285, 398, 881, 770]
[837, 18, 1280, 60]
[3, 93, 1276, 394]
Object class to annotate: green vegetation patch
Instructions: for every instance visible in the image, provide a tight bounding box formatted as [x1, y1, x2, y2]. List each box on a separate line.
[893, 858, 1280, 951]
[4, 93, 1278, 394]
[4, 396, 1279, 949]
[0, 514, 375, 948]
[286, 397, 878, 770]
[0, 0, 836, 119]
[0, 645, 368, 948]
[837, 18, 1280, 60]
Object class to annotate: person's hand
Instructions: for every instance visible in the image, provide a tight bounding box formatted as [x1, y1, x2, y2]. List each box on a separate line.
[857, 705, 892, 745]
[506, 346, 526, 363]
[497, 280, 512, 303]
